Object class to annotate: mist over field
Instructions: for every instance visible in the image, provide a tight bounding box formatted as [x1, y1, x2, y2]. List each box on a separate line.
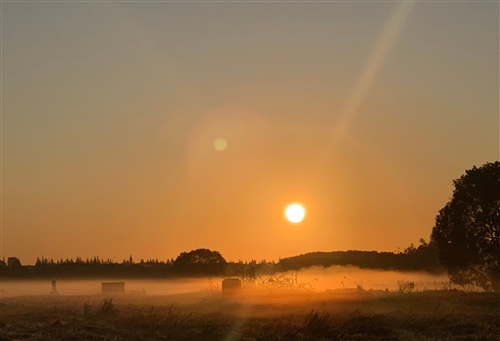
[291, 266, 450, 292]
[1, 266, 452, 298]
[0, 278, 220, 297]
[1, 266, 497, 340]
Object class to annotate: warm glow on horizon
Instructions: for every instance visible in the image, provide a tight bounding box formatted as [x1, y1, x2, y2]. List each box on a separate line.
[285, 203, 306, 224]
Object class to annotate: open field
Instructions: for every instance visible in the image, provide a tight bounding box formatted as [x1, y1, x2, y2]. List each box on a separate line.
[1, 289, 498, 340]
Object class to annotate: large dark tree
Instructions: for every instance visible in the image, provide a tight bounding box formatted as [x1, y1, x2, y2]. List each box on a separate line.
[174, 248, 226, 276]
[431, 161, 499, 291]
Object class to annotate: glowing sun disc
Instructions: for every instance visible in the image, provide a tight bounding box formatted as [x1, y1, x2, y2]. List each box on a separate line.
[285, 203, 306, 224]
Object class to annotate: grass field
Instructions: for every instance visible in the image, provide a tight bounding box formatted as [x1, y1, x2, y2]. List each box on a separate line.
[1, 289, 498, 340]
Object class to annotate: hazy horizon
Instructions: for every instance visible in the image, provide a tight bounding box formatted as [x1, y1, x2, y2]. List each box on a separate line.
[0, 264, 451, 297]
[2, 1, 498, 265]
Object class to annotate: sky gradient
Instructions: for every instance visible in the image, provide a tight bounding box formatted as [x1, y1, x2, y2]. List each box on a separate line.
[2, 1, 499, 265]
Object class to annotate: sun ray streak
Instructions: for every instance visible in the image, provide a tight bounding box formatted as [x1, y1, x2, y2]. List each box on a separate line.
[330, 2, 415, 149]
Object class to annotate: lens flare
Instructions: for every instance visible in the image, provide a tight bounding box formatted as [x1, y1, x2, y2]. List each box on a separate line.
[213, 137, 228, 151]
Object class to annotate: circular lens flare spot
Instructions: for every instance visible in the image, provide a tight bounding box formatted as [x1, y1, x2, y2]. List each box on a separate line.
[213, 137, 228, 151]
[284, 203, 306, 224]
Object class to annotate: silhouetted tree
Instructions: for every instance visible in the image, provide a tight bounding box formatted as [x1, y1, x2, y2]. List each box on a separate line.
[431, 161, 500, 291]
[7, 257, 21, 267]
[174, 248, 226, 276]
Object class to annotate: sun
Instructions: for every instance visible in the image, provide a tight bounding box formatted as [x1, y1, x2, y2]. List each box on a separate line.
[284, 203, 306, 224]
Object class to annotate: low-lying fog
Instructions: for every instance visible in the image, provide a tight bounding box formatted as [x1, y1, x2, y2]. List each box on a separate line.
[285, 266, 450, 292]
[0, 266, 451, 297]
[0, 278, 215, 297]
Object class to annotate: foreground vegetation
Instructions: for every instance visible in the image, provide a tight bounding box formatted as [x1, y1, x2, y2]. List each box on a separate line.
[1, 289, 498, 340]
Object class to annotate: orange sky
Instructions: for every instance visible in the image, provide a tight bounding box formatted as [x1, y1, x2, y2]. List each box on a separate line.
[2, 2, 498, 264]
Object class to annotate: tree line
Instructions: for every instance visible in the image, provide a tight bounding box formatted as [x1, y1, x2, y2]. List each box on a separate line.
[278, 240, 442, 273]
[1, 243, 440, 280]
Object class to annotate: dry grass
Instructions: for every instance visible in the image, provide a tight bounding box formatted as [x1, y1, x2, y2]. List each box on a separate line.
[0, 290, 498, 340]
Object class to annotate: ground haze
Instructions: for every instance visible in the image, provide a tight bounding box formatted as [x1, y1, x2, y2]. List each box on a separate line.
[0, 287, 498, 340]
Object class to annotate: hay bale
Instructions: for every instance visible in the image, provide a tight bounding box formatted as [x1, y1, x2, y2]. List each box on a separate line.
[101, 282, 125, 293]
[222, 278, 241, 295]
